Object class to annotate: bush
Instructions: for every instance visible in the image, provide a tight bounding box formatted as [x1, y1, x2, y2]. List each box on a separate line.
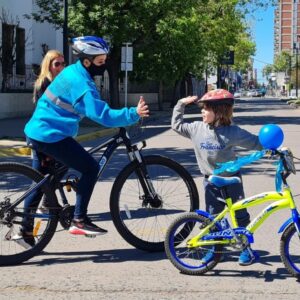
[287, 99, 300, 106]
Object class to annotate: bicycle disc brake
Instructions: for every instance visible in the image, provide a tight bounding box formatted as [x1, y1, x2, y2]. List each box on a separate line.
[141, 194, 162, 208]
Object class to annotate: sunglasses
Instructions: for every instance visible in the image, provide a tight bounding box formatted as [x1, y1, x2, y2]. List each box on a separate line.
[53, 61, 66, 67]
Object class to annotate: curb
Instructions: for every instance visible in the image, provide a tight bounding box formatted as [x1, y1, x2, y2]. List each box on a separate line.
[0, 106, 175, 158]
[0, 128, 117, 158]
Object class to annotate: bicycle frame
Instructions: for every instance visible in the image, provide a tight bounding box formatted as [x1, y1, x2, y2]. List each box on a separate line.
[188, 178, 300, 248]
[28, 127, 159, 209]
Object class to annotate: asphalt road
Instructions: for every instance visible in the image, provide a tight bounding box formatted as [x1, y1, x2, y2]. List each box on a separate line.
[0, 97, 300, 299]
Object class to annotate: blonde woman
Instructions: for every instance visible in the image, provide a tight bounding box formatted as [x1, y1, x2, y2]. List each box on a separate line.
[29, 50, 65, 216]
[33, 50, 65, 103]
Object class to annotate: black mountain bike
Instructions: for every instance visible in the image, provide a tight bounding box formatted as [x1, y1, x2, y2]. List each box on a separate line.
[0, 127, 199, 265]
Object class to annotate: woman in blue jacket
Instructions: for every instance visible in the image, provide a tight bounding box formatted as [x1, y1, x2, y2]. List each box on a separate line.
[21, 36, 149, 245]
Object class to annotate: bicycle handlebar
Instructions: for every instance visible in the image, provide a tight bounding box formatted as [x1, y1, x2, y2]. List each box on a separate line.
[213, 148, 297, 192]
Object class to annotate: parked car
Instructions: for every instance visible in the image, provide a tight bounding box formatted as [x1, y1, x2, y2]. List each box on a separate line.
[246, 90, 256, 97]
[259, 88, 266, 97]
[252, 89, 262, 97]
[246, 89, 262, 97]
[234, 91, 242, 98]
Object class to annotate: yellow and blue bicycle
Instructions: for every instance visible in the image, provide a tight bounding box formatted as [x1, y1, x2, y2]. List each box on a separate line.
[165, 147, 300, 277]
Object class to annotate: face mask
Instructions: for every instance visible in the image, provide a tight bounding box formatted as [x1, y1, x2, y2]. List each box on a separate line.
[87, 62, 106, 77]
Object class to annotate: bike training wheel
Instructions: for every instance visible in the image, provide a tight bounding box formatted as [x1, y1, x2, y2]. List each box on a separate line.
[280, 222, 300, 277]
[0, 162, 59, 265]
[165, 212, 222, 275]
[110, 155, 199, 252]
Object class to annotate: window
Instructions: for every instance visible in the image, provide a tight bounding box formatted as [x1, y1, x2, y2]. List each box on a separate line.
[16, 27, 25, 75]
[1, 23, 15, 75]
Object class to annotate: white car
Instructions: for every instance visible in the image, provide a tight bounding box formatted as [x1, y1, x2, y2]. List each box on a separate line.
[246, 90, 256, 97]
[234, 91, 242, 98]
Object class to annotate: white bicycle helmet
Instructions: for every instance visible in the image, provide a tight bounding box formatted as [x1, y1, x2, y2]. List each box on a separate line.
[72, 36, 109, 57]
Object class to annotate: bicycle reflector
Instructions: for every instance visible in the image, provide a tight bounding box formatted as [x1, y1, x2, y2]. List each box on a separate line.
[259, 124, 284, 150]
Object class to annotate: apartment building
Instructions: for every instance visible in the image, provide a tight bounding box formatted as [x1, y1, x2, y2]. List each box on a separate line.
[274, 0, 300, 55]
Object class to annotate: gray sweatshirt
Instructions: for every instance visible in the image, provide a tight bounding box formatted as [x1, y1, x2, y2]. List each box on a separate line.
[172, 101, 263, 176]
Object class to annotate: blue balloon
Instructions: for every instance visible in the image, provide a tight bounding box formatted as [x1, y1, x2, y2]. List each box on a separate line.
[259, 124, 284, 149]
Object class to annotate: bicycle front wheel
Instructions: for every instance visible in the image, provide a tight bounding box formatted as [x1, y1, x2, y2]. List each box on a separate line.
[280, 222, 300, 277]
[0, 162, 59, 265]
[110, 155, 199, 252]
[165, 212, 222, 275]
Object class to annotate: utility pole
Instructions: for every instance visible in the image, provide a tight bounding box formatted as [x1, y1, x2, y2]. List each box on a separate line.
[296, 46, 299, 98]
[63, 0, 69, 64]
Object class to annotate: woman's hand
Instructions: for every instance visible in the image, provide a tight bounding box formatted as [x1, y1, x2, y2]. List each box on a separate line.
[137, 96, 149, 117]
[179, 96, 198, 105]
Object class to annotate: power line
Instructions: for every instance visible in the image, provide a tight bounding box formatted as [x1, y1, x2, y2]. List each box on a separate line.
[252, 57, 273, 65]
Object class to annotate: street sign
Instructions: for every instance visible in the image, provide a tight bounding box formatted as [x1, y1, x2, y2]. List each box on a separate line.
[121, 62, 133, 71]
[121, 46, 133, 63]
[121, 43, 133, 106]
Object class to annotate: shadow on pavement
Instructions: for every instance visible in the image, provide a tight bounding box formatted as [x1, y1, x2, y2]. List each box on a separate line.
[2, 143, 295, 183]
[18, 247, 300, 283]
[18, 247, 166, 266]
[199, 267, 296, 281]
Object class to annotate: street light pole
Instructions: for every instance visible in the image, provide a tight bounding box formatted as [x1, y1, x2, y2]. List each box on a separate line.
[296, 46, 299, 98]
[63, 0, 69, 64]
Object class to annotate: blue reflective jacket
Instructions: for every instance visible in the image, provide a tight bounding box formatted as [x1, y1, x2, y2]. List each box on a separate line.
[25, 60, 139, 142]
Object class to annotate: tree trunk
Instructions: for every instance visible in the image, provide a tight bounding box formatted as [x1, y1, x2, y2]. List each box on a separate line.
[106, 47, 121, 108]
[170, 80, 181, 108]
[1, 73, 8, 93]
[186, 74, 193, 96]
[158, 80, 163, 111]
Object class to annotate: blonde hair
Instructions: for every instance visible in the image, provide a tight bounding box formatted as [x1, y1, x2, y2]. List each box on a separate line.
[34, 50, 64, 96]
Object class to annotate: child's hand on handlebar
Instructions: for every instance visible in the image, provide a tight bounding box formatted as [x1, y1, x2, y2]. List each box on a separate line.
[137, 96, 149, 118]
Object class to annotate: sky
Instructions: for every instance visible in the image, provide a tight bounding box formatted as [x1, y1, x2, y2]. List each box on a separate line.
[250, 6, 275, 83]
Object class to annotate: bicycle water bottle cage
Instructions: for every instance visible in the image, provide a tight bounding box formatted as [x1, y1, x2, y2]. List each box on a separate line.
[208, 175, 241, 188]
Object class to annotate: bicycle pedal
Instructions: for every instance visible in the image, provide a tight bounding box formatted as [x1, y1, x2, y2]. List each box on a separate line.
[85, 234, 97, 238]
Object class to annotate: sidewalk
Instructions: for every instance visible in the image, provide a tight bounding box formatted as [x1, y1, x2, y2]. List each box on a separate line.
[0, 102, 174, 157]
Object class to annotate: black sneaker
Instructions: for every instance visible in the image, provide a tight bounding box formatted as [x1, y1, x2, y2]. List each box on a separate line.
[69, 217, 107, 236]
[12, 229, 36, 249]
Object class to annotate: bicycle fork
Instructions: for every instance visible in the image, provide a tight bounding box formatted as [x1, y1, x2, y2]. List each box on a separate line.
[128, 146, 162, 208]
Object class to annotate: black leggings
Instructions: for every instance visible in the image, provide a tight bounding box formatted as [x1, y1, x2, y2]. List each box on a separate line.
[203, 174, 250, 227]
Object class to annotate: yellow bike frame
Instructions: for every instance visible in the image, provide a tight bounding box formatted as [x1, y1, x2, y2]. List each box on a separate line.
[187, 185, 296, 248]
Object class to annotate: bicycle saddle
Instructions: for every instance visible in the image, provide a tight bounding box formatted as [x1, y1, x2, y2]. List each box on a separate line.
[208, 175, 241, 187]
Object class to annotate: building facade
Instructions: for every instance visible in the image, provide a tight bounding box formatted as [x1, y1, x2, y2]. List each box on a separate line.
[0, 0, 63, 91]
[274, 0, 300, 56]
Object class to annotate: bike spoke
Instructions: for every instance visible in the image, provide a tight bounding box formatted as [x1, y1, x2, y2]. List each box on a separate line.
[0, 165, 57, 263]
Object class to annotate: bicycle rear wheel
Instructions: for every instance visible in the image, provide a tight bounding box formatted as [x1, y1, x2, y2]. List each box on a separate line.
[110, 155, 199, 252]
[0, 162, 59, 265]
[280, 222, 300, 277]
[165, 212, 222, 275]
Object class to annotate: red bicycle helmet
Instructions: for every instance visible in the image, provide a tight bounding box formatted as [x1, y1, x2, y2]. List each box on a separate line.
[198, 89, 234, 105]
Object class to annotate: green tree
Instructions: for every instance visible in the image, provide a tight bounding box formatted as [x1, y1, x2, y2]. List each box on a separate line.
[262, 64, 273, 78]
[232, 32, 256, 73]
[273, 51, 291, 73]
[26, 0, 272, 106]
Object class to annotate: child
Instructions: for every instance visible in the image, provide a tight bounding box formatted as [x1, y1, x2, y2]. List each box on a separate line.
[171, 89, 262, 265]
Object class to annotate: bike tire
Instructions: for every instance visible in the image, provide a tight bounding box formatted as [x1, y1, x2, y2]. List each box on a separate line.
[280, 222, 300, 277]
[110, 155, 199, 252]
[165, 212, 222, 275]
[0, 162, 59, 265]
